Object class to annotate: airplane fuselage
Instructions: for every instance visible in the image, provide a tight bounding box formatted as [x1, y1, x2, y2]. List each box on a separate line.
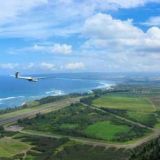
[17, 76, 38, 82]
[28, 78, 38, 82]
[14, 72, 43, 82]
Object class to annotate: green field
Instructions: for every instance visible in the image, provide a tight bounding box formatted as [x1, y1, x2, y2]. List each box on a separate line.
[150, 96, 160, 110]
[92, 95, 158, 127]
[0, 97, 80, 125]
[18, 103, 149, 142]
[10, 134, 129, 160]
[85, 121, 130, 140]
[93, 96, 155, 112]
[1, 83, 160, 160]
[127, 112, 156, 125]
[0, 103, 59, 120]
[0, 137, 30, 158]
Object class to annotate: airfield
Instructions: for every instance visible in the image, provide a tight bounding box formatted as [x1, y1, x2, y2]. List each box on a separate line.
[0, 81, 160, 159]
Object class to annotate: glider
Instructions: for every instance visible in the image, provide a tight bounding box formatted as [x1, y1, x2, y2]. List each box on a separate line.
[14, 72, 45, 82]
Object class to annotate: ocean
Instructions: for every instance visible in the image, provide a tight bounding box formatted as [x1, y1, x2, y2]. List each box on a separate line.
[0, 73, 115, 109]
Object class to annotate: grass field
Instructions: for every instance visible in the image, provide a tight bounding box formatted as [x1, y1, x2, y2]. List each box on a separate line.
[127, 112, 156, 125]
[0, 97, 80, 126]
[0, 101, 65, 119]
[11, 133, 129, 160]
[93, 96, 155, 112]
[85, 121, 130, 140]
[18, 103, 149, 142]
[0, 137, 30, 158]
[150, 96, 160, 110]
[1, 83, 160, 159]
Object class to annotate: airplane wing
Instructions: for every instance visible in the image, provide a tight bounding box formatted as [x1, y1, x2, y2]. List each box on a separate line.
[37, 77, 46, 79]
[10, 74, 31, 80]
[13, 72, 48, 82]
[18, 76, 33, 80]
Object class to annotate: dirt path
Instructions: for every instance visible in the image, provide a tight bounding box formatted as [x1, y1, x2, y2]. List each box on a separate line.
[20, 129, 160, 149]
[1, 97, 160, 150]
[20, 130, 129, 149]
[81, 103, 153, 130]
[79, 102, 160, 149]
[148, 98, 157, 112]
[94, 106, 153, 130]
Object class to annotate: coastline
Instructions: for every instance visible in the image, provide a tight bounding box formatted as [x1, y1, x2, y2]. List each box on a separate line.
[0, 79, 115, 110]
[0, 83, 115, 113]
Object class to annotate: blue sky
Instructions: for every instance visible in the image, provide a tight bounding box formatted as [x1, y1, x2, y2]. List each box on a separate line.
[0, 0, 160, 74]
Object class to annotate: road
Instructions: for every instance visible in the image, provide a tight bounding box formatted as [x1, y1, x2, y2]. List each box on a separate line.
[20, 130, 130, 149]
[20, 129, 160, 149]
[92, 104, 153, 130]
[1, 97, 160, 149]
[81, 102, 153, 130]
[17, 101, 160, 149]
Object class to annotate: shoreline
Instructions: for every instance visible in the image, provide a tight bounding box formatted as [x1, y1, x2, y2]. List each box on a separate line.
[0, 82, 115, 111]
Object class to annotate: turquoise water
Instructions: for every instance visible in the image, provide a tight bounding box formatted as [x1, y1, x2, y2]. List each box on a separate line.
[0, 73, 114, 109]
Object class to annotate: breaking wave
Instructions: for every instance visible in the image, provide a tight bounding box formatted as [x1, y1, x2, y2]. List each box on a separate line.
[0, 96, 25, 102]
[45, 89, 65, 96]
[96, 81, 115, 90]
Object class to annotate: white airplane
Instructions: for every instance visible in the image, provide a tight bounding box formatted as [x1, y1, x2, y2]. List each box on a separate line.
[15, 72, 45, 82]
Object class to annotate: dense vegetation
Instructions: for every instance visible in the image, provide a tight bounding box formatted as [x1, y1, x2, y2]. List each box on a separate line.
[36, 92, 88, 105]
[81, 85, 159, 128]
[1, 81, 160, 159]
[0, 126, 16, 138]
[18, 103, 149, 142]
[0, 137, 30, 159]
[0, 134, 129, 160]
[130, 136, 160, 160]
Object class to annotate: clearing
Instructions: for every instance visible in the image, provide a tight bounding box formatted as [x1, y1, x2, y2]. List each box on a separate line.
[0, 137, 30, 158]
[85, 121, 130, 140]
[93, 95, 155, 112]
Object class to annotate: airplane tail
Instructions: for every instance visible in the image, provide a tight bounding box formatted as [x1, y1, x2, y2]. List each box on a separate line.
[15, 72, 19, 78]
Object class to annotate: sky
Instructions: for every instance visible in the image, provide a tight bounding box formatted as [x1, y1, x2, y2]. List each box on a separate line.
[0, 0, 160, 74]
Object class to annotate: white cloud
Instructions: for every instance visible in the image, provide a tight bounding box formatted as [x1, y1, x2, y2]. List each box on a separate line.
[32, 44, 46, 52]
[0, 62, 85, 72]
[0, 0, 90, 38]
[51, 43, 72, 55]
[79, 13, 160, 72]
[0, 63, 19, 70]
[92, 0, 160, 9]
[39, 62, 56, 71]
[65, 62, 85, 70]
[33, 43, 72, 54]
[0, 0, 48, 22]
[144, 16, 160, 26]
[83, 13, 143, 39]
[0, 62, 56, 72]
[82, 13, 160, 53]
[12, 43, 73, 55]
[104, 52, 160, 72]
[25, 62, 56, 71]
[0, 0, 159, 38]
[1, 1, 160, 73]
